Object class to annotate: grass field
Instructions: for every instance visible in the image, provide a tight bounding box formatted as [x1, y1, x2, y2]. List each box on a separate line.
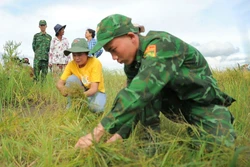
[0, 64, 250, 166]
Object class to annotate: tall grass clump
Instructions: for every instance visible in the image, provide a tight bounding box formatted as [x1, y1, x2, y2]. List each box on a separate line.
[0, 41, 249, 166]
[102, 68, 126, 111]
[213, 68, 250, 162]
[0, 41, 34, 109]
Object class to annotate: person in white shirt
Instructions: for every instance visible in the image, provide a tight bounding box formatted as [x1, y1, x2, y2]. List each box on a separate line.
[49, 24, 71, 76]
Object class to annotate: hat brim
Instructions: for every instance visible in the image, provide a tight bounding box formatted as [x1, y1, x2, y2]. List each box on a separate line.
[60, 25, 66, 31]
[89, 37, 113, 54]
[56, 25, 66, 34]
[64, 47, 90, 56]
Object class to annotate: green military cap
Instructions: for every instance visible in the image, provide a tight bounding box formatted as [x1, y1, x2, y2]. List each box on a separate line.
[89, 14, 139, 54]
[39, 20, 47, 26]
[64, 38, 90, 56]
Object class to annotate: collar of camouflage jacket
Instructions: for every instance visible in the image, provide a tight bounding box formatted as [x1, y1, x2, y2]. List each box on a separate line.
[134, 35, 145, 68]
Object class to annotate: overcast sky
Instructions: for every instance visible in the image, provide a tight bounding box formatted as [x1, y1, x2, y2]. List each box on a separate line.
[0, 0, 249, 70]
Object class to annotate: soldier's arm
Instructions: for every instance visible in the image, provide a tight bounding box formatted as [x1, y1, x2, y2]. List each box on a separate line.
[32, 34, 36, 52]
[101, 59, 168, 134]
[47, 35, 52, 53]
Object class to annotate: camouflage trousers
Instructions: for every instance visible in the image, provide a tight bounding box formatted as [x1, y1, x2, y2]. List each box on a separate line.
[33, 59, 48, 82]
[117, 89, 236, 148]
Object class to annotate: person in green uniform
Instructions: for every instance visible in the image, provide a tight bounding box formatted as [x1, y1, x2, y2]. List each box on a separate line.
[75, 14, 236, 152]
[32, 20, 52, 82]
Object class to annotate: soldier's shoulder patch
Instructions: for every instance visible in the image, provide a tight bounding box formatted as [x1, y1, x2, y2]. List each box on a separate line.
[143, 45, 156, 58]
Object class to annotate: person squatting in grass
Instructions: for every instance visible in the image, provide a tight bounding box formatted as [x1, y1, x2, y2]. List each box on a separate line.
[75, 14, 236, 153]
[20, 58, 34, 77]
[56, 38, 106, 113]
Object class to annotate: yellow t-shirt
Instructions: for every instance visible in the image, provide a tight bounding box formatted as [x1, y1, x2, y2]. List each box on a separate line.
[60, 57, 105, 93]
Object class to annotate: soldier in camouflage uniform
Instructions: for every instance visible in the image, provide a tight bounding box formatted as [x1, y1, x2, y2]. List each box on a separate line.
[32, 20, 52, 82]
[75, 14, 236, 152]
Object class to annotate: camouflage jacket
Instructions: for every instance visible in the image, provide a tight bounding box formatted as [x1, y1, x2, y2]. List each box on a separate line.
[32, 32, 52, 60]
[101, 31, 235, 134]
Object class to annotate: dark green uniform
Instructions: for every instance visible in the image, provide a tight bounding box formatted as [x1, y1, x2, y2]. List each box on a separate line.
[32, 32, 52, 81]
[101, 31, 236, 147]
[90, 14, 236, 149]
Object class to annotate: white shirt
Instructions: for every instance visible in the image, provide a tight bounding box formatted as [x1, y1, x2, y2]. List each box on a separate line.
[49, 36, 71, 64]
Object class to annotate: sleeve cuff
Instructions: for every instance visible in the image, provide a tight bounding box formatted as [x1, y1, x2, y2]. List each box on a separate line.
[100, 117, 117, 135]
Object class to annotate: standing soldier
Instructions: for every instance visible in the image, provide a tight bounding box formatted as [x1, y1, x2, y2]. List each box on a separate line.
[32, 20, 52, 82]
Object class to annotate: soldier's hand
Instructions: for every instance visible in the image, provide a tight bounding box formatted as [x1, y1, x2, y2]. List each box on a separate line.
[106, 133, 123, 143]
[75, 123, 105, 149]
[75, 133, 94, 149]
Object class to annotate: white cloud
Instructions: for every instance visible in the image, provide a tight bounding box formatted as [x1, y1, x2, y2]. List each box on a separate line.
[0, 0, 13, 6]
[0, 0, 249, 70]
[193, 41, 247, 70]
[195, 41, 239, 57]
[98, 52, 124, 70]
[205, 51, 247, 70]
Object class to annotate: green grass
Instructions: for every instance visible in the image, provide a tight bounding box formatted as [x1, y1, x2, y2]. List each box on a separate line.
[0, 66, 250, 167]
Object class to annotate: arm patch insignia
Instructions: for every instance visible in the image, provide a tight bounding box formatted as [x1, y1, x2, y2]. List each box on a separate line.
[144, 45, 156, 58]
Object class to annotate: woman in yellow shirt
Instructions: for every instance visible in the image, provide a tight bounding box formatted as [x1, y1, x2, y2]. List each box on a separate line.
[56, 38, 106, 113]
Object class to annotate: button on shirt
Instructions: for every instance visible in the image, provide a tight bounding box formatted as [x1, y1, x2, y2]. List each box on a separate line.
[49, 36, 71, 65]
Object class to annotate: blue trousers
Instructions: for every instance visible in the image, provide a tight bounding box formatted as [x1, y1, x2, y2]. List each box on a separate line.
[66, 75, 106, 113]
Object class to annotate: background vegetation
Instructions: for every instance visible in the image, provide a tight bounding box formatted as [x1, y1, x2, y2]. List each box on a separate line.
[0, 41, 249, 167]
